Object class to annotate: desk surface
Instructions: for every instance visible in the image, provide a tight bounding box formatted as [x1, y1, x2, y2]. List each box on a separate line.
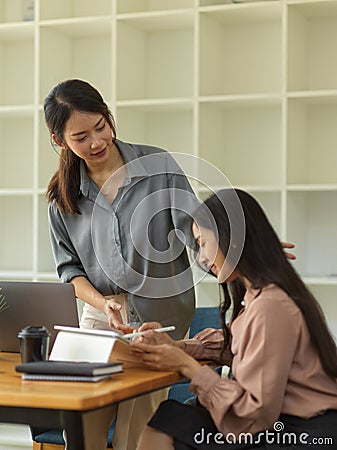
[0, 352, 183, 411]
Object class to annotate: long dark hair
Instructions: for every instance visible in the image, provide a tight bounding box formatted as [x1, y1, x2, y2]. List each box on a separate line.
[44, 79, 117, 214]
[193, 188, 337, 379]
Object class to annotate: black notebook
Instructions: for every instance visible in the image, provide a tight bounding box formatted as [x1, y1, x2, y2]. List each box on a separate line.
[16, 360, 123, 382]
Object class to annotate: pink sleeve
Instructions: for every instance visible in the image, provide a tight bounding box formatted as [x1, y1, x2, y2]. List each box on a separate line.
[183, 328, 232, 365]
[189, 299, 300, 436]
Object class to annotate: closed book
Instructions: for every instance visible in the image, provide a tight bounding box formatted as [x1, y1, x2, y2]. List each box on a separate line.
[21, 373, 112, 382]
[16, 360, 123, 376]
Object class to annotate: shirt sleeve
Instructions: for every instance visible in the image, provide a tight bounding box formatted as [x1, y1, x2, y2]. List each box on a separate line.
[189, 297, 300, 436]
[166, 155, 200, 250]
[48, 203, 87, 283]
[184, 328, 232, 366]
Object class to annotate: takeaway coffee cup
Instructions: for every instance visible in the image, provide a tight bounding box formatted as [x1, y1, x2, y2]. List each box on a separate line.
[17, 326, 50, 363]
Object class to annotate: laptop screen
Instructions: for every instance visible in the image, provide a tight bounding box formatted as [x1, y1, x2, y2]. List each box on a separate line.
[0, 281, 79, 353]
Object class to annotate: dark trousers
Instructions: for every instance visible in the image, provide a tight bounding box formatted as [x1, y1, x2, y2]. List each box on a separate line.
[148, 399, 337, 450]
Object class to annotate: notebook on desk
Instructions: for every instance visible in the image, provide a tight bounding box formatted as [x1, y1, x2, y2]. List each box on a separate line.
[0, 281, 79, 353]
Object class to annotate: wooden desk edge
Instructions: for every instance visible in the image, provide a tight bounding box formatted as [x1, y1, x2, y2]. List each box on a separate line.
[0, 353, 187, 411]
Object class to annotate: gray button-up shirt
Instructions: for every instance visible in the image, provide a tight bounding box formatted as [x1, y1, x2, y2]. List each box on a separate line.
[48, 140, 198, 339]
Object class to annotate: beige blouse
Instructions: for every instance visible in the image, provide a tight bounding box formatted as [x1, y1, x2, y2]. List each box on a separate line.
[184, 284, 337, 436]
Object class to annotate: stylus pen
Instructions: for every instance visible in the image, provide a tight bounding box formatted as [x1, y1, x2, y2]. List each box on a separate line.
[123, 326, 175, 339]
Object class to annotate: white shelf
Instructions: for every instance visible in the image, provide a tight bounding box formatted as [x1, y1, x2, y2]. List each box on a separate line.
[0, 25, 34, 105]
[39, 23, 112, 103]
[287, 0, 337, 16]
[116, 97, 194, 108]
[117, 12, 194, 101]
[0, 0, 335, 320]
[287, 98, 337, 184]
[116, 102, 194, 155]
[0, 271, 38, 281]
[37, 195, 55, 273]
[0, 116, 34, 188]
[199, 93, 282, 107]
[39, 0, 111, 20]
[38, 111, 59, 189]
[199, 102, 282, 186]
[196, 281, 221, 307]
[39, 16, 112, 33]
[303, 276, 337, 285]
[287, 89, 337, 101]
[0, 21, 34, 38]
[0, 105, 34, 117]
[308, 284, 337, 338]
[287, 190, 337, 278]
[0, 189, 36, 195]
[0, 196, 33, 272]
[0, 0, 34, 23]
[199, 1, 281, 19]
[287, 184, 337, 191]
[288, 1, 337, 91]
[116, 9, 195, 28]
[117, 1, 194, 14]
[199, 4, 282, 96]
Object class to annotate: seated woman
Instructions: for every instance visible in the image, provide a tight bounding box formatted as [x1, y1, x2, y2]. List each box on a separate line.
[131, 188, 337, 450]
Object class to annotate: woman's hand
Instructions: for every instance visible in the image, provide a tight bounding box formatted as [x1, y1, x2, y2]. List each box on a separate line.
[130, 341, 201, 379]
[104, 298, 123, 327]
[281, 241, 296, 260]
[70, 278, 135, 333]
[103, 295, 134, 334]
[134, 322, 175, 345]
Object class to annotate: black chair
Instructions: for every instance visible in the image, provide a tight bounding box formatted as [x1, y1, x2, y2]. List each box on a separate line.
[31, 422, 115, 449]
[168, 306, 221, 404]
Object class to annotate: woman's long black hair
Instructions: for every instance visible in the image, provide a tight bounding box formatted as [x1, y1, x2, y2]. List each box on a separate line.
[192, 188, 337, 379]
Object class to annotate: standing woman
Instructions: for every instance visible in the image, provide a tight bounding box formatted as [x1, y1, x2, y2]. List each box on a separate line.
[132, 189, 337, 450]
[44, 79, 197, 449]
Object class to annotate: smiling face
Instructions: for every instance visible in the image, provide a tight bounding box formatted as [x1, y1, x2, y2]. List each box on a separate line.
[53, 110, 114, 168]
[192, 222, 239, 283]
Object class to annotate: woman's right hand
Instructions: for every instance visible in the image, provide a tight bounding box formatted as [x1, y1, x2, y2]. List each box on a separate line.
[103, 295, 134, 333]
[104, 297, 123, 327]
[135, 322, 176, 345]
[70, 278, 135, 333]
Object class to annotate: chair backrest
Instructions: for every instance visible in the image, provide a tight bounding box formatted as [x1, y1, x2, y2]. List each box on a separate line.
[168, 306, 222, 403]
[189, 306, 220, 338]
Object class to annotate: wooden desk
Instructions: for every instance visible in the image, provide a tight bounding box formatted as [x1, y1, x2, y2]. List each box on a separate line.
[0, 353, 183, 450]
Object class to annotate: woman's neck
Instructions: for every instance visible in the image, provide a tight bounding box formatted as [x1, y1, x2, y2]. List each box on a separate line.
[87, 143, 125, 190]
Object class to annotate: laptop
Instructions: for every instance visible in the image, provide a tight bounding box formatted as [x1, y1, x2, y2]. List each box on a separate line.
[0, 281, 79, 353]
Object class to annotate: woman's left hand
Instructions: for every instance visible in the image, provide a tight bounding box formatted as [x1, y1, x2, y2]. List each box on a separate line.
[130, 341, 201, 379]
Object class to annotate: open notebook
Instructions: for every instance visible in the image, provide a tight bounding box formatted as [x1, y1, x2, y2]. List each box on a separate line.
[0, 281, 79, 353]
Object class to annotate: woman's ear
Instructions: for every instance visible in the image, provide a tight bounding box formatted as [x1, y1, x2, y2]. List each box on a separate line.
[52, 133, 66, 149]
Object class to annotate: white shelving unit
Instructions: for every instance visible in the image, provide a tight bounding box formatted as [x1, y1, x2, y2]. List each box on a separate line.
[0, 0, 336, 321]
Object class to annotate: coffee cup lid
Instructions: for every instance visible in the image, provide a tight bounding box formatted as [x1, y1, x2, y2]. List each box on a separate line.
[17, 325, 51, 338]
